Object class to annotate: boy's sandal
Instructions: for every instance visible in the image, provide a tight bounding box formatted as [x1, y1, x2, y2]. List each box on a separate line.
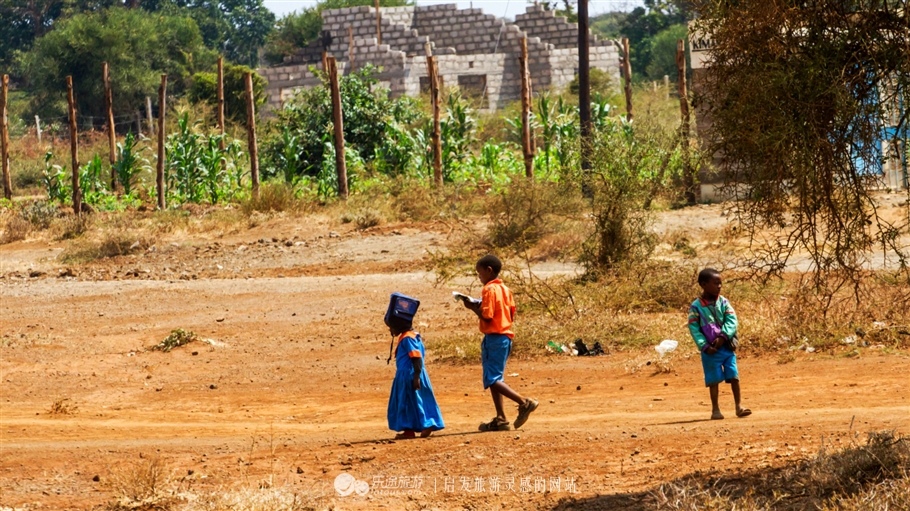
[513, 398, 539, 429]
[394, 431, 416, 440]
[478, 417, 511, 432]
[736, 408, 752, 418]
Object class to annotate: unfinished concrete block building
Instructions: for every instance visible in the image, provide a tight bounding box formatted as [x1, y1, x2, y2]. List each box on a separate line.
[258, 4, 620, 112]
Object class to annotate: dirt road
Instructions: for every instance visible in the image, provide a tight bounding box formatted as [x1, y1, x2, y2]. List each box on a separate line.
[1, 214, 908, 510]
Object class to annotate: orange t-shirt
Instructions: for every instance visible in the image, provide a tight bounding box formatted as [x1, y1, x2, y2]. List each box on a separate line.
[479, 279, 516, 338]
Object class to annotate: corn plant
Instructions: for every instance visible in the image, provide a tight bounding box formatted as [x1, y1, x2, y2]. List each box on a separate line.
[275, 127, 302, 183]
[440, 92, 476, 182]
[113, 132, 149, 197]
[41, 151, 68, 204]
[166, 113, 244, 204]
[79, 155, 111, 204]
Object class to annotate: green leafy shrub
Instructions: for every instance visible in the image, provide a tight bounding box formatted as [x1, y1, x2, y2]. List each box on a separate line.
[189, 63, 267, 125]
[262, 65, 424, 182]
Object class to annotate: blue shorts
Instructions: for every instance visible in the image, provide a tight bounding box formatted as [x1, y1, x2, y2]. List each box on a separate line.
[700, 346, 739, 386]
[481, 334, 512, 389]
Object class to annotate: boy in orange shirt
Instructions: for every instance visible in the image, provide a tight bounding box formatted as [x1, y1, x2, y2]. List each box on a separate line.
[462, 255, 539, 431]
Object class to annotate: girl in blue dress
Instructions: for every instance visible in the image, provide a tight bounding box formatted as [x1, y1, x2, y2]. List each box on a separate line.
[386, 315, 445, 439]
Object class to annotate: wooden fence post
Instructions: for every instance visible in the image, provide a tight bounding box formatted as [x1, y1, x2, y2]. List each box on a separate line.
[664, 74, 670, 99]
[426, 56, 442, 188]
[35, 115, 42, 145]
[327, 57, 348, 198]
[146, 97, 154, 135]
[65, 76, 81, 214]
[157, 75, 167, 210]
[348, 26, 355, 69]
[374, 0, 382, 45]
[678, 39, 695, 205]
[245, 72, 260, 200]
[103, 62, 116, 189]
[1, 74, 11, 200]
[520, 37, 534, 178]
[622, 37, 633, 122]
[322, 51, 329, 74]
[217, 57, 225, 151]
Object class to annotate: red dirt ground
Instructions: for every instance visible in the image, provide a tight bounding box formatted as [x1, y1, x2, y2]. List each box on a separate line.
[1, 209, 908, 510]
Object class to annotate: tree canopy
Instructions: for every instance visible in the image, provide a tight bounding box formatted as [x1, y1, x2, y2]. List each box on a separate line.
[18, 7, 215, 120]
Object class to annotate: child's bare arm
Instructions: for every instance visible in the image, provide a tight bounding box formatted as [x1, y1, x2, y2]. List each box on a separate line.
[463, 300, 488, 321]
[410, 357, 422, 390]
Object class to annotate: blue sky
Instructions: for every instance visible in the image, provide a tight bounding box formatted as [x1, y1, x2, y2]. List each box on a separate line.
[263, 0, 644, 21]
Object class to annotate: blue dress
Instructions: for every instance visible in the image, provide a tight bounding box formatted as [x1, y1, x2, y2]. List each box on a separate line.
[387, 332, 445, 432]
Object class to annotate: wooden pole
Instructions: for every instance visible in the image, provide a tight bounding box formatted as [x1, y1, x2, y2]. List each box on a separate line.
[217, 57, 225, 152]
[322, 51, 329, 74]
[35, 115, 42, 145]
[664, 74, 670, 99]
[327, 57, 348, 198]
[519, 37, 533, 178]
[245, 72, 260, 200]
[135, 111, 142, 137]
[622, 37, 633, 122]
[65, 76, 81, 214]
[678, 40, 695, 205]
[374, 0, 382, 45]
[578, 0, 591, 177]
[157, 74, 167, 210]
[146, 96, 154, 135]
[103, 62, 116, 189]
[348, 26, 355, 69]
[1, 74, 11, 200]
[426, 55, 442, 187]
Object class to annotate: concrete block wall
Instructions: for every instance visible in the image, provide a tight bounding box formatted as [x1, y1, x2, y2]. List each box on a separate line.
[260, 3, 621, 113]
[514, 5, 613, 50]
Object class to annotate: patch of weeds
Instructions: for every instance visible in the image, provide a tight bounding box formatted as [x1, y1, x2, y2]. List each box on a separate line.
[52, 214, 93, 240]
[151, 329, 199, 352]
[47, 397, 78, 415]
[0, 214, 30, 244]
[241, 181, 310, 215]
[485, 179, 583, 252]
[59, 229, 148, 264]
[640, 431, 910, 511]
[20, 201, 59, 230]
[105, 456, 178, 511]
[666, 230, 698, 258]
[777, 352, 796, 364]
[341, 207, 383, 229]
[150, 209, 191, 235]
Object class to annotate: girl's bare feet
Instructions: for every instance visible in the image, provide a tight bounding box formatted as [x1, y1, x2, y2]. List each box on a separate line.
[395, 430, 416, 440]
[420, 428, 434, 438]
[711, 410, 724, 420]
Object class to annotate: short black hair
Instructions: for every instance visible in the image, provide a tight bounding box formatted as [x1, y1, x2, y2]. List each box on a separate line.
[387, 315, 413, 335]
[476, 254, 503, 276]
[698, 268, 721, 284]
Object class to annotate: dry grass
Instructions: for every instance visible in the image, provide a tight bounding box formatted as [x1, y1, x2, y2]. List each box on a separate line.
[58, 224, 152, 264]
[240, 182, 314, 216]
[105, 456, 177, 511]
[181, 488, 322, 511]
[646, 431, 910, 511]
[47, 397, 78, 415]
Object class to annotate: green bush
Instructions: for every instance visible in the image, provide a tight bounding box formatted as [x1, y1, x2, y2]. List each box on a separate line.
[261, 65, 424, 182]
[188, 63, 267, 125]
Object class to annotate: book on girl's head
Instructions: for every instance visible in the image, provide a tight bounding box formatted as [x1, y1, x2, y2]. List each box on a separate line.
[452, 291, 480, 305]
